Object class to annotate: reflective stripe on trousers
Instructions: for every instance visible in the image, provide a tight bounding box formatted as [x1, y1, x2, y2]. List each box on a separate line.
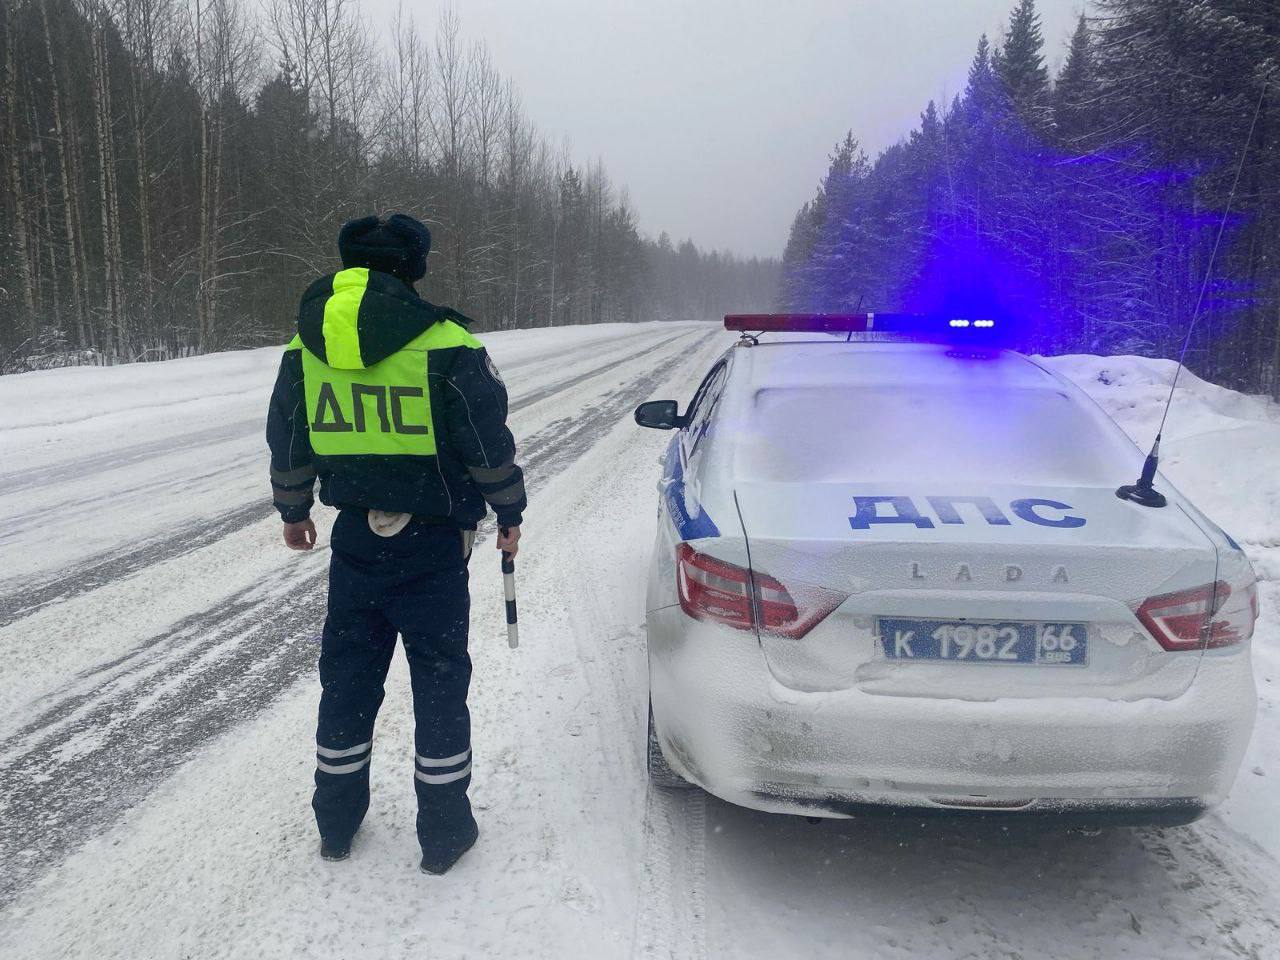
[415, 747, 472, 785]
[316, 740, 372, 775]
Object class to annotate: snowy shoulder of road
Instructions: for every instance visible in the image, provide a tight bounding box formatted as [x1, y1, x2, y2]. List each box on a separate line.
[0, 335, 1277, 960]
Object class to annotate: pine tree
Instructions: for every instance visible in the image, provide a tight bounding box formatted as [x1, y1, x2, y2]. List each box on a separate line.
[775, 0, 1280, 396]
[779, 202, 822, 310]
[965, 34, 998, 117]
[1054, 16, 1098, 147]
[996, 0, 1051, 130]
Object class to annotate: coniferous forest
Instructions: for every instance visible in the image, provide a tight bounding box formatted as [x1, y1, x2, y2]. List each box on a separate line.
[780, 1, 1280, 400]
[0, 0, 779, 371]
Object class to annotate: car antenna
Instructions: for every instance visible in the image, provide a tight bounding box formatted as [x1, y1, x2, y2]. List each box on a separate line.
[1117, 81, 1268, 509]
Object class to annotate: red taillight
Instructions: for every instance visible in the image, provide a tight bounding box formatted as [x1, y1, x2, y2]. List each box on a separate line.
[676, 543, 754, 630]
[675, 543, 846, 639]
[1136, 578, 1256, 651]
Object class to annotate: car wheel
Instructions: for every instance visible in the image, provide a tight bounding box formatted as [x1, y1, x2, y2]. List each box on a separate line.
[647, 701, 692, 789]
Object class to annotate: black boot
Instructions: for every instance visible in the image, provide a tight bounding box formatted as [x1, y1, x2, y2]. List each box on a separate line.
[320, 837, 351, 862]
[419, 819, 479, 875]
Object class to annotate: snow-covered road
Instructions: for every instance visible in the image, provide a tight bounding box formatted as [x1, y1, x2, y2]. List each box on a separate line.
[0, 324, 1277, 959]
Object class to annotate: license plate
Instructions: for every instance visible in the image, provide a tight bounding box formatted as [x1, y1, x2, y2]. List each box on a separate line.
[878, 618, 1088, 666]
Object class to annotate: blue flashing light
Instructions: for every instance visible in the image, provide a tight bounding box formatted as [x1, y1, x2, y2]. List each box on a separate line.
[723, 314, 1007, 344]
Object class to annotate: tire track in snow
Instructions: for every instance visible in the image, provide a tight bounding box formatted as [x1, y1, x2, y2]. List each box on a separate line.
[0, 334, 687, 631]
[632, 787, 708, 960]
[0, 330, 701, 736]
[0, 500, 276, 629]
[0, 450, 259, 544]
[3, 327, 700, 745]
[0, 329, 712, 908]
[0, 330, 665, 500]
[0, 417, 264, 499]
[1141, 823, 1280, 958]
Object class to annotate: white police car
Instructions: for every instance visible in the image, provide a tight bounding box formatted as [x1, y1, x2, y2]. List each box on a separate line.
[634, 314, 1257, 825]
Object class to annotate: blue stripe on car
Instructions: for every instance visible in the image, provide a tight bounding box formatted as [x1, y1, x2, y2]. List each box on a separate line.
[663, 436, 719, 540]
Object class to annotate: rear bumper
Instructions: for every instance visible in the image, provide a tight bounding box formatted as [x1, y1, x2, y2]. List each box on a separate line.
[740, 794, 1209, 827]
[647, 608, 1256, 822]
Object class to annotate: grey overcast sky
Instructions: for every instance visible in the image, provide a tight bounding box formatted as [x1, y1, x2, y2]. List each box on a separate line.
[367, 0, 1083, 259]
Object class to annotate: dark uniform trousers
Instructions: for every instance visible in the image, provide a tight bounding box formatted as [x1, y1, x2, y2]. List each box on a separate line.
[313, 509, 476, 859]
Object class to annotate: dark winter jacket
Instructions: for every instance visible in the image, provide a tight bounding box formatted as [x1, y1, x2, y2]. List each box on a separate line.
[266, 268, 526, 529]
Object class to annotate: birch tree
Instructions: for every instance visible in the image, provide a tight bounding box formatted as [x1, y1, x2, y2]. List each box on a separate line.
[0, 0, 780, 369]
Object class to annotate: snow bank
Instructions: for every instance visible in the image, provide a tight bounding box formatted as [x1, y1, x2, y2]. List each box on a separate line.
[1041, 354, 1280, 547]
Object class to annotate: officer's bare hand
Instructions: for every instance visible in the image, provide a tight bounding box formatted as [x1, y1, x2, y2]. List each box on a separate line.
[497, 525, 521, 558]
[283, 519, 317, 550]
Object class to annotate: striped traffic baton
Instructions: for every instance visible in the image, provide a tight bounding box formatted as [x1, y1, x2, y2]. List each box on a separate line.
[501, 527, 519, 648]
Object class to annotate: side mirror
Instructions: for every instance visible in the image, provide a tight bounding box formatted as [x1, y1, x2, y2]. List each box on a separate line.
[634, 399, 683, 430]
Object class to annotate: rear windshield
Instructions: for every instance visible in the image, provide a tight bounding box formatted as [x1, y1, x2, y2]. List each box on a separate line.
[734, 385, 1137, 484]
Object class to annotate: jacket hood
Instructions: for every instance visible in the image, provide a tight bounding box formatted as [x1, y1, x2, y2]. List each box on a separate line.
[297, 268, 470, 369]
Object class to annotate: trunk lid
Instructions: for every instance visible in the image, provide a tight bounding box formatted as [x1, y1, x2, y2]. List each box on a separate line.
[734, 481, 1217, 700]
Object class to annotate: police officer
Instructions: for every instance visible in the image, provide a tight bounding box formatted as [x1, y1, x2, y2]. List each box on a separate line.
[266, 213, 525, 874]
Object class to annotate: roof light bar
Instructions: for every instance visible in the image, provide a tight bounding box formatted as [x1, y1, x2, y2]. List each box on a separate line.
[723, 313, 999, 334]
[725, 313, 877, 333]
